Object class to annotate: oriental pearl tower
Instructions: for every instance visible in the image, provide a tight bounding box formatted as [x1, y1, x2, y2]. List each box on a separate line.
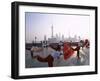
[51, 25, 54, 38]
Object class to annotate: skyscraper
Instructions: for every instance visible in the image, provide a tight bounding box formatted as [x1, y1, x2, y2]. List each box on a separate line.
[51, 25, 54, 38]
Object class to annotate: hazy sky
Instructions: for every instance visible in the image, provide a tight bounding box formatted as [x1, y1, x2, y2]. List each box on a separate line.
[25, 12, 90, 43]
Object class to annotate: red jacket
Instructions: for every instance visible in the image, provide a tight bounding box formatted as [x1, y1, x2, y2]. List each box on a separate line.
[63, 43, 74, 60]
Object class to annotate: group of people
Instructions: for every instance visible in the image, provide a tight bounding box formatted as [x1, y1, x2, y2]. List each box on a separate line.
[30, 39, 90, 67]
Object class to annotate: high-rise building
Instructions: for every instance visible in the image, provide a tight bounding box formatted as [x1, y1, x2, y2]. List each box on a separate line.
[51, 25, 54, 38]
[62, 34, 64, 41]
[44, 35, 46, 41]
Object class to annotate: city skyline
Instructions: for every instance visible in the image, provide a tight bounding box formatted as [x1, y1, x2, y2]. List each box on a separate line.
[25, 12, 90, 43]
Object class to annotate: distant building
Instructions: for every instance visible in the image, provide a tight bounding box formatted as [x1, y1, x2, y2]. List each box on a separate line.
[48, 25, 61, 44]
[46, 24, 82, 44]
[48, 37, 58, 44]
[62, 34, 64, 41]
[64, 35, 81, 42]
[44, 35, 47, 42]
[51, 25, 54, 38]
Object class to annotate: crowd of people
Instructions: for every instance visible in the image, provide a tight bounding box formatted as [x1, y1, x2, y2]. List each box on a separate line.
[30, 39, 90, 67]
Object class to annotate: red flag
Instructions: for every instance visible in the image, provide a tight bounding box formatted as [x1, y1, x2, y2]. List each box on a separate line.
[63, 43, 74, 60]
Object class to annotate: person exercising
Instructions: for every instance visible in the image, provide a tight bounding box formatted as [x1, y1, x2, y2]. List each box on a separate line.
[31, 45, 62, 67]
